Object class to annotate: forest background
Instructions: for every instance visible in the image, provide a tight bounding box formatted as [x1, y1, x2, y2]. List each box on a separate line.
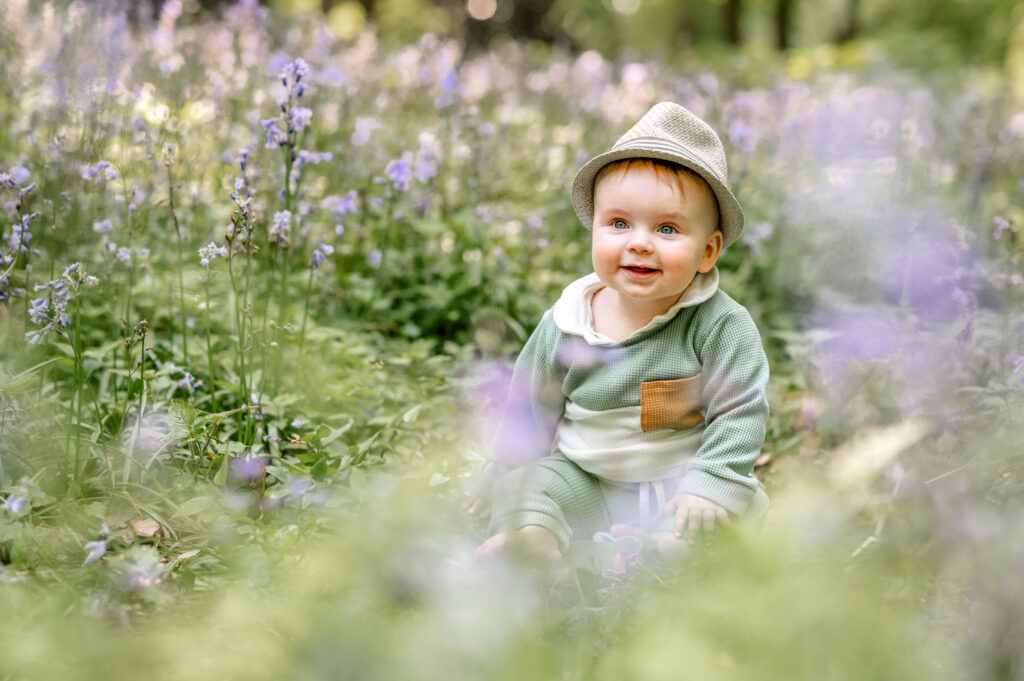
[1, 0, 1024, 679]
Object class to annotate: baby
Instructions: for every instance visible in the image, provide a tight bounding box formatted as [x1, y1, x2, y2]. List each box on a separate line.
[477, 102, 769, 562]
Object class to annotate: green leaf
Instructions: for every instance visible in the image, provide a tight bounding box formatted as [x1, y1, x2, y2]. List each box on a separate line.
[310, 456, 328, 480]
[168, 399, 197, 441]
[402, 405, 422, 423]
[319, 422, 353, 446]
[173, 495, 217, 518]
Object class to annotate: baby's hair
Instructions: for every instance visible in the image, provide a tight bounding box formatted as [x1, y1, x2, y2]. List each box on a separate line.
[595, 158, 721, 233]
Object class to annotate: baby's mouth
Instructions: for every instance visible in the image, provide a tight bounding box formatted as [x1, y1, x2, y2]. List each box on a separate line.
[622, 265, 659, 275]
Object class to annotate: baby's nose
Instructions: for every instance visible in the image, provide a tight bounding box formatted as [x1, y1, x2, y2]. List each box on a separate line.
[627, 230, 654, 252]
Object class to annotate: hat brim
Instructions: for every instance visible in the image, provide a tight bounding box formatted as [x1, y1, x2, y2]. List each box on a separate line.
[571, 147, 745, 248]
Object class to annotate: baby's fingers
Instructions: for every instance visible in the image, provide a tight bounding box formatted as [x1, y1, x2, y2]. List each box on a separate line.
[674, 507, 690, 540]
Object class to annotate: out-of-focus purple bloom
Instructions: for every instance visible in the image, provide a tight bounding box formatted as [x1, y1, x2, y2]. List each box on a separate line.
[270, 210, 291, 245]
[386, 154, 413, 191]
[80, 161, 116, 182]
[742, 221, 774, 257]
[1, 490, 28, 516]
[475, 205, 493, 223]
[9, 166, 29, 184]
[83, 540, 107, 566]
[178, 370, 202, 392]
[699, 74, 719, 95]
[994, 216, 1011, 240]
[323, 190, 358, 217]
[367, 249, 382, 269]
[728, 119, 756, 156]
[1014, 357, 1024, 375]
[312, 243, 334, 270]
[557, 339, 624, 367]
[111, 548, 166, 591]
[115, 247, 131, 264]
[351, 117, 378, 146]
[436, 68, 463, 107]
[415, 152, 438, 183]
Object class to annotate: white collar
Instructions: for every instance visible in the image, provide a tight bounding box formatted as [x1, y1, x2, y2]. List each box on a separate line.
[552, 268, 719, 345]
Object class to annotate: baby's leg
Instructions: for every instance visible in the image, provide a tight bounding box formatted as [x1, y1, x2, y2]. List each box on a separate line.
[475, 525, 561, 563]
[480, 453, 610, 561]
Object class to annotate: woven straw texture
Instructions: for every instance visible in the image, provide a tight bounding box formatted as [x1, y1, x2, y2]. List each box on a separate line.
[571, 101, 746, 247]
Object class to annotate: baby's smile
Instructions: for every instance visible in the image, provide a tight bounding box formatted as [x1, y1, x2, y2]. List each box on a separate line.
[621, 265, 660, 278]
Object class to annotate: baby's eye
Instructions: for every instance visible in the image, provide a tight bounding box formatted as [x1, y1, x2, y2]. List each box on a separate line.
[612, 219, 628, 230]
[658, 224, 678, 235]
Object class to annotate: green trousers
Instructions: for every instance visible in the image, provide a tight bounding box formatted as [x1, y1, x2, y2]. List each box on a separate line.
[487, 452, 610, 551]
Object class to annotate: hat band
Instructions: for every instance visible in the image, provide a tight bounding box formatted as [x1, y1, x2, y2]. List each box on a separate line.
[611, 136, 724, 184]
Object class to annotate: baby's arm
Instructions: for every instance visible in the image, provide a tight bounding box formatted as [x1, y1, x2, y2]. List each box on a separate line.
[490, 310, 567, 468]
[468, 311, 567, 516]
[676, 306, 770, 520]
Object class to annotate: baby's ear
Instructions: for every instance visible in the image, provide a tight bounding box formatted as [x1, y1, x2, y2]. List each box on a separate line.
[698, 229, 724, 272]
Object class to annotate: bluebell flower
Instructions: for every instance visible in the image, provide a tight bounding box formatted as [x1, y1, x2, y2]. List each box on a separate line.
[279, 57, 309, 85]
[414, 152, 438, 183]
[386, 154, 413, 191]
[0, 171, 13, 188]
[289, 107, 313, 132]
[312, 243, 334, 270]
[115, 247, 131, 264]
[1014, 356, 1024, 374]
[367, 249, 382, 269]
[80, 160, 115, 182]
[994, 216, 1011, 240]
[92, 219, 113, 233]
[1, 490, 28, 516]
[28, 297, 48, 324]
[83, 540, 107, 566]
[198, 242, 228, 266]
[177, 370, 203, 392]
[270, 210, 291, 245]
[322, 190, 358, 217]
[9, 166, 29, 184]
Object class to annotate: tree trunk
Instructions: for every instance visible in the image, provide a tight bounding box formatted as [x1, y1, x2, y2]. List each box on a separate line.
[775, 0, 793, 50]
[835, 0, 861, 43]
[724, 0, 742, 45]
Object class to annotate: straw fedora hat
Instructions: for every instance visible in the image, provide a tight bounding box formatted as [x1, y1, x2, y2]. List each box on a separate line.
[571, 101, 745, 247]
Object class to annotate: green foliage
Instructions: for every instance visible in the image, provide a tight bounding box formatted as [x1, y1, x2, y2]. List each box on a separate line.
[0, 2, 1023, 679]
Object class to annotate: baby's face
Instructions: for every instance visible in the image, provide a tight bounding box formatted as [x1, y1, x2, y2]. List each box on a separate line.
[591, 164, 722, 313]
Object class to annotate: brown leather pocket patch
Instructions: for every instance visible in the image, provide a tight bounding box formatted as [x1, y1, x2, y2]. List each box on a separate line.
[640, 374, 703, 432]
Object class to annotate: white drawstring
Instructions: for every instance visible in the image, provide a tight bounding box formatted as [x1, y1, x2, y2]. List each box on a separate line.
[638, 479, 667, 528]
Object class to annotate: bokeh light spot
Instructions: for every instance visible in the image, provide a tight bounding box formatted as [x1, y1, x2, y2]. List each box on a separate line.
[467, 0, 497, 21]
[611, 0, 640, 15]
[326, 1, 367, 39]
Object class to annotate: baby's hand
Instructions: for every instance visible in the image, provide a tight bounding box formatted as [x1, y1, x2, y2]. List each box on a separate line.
[665, 494, 729, 545]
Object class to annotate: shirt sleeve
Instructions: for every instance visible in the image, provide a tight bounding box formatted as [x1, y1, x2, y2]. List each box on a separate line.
[676, 307, 770, 516]
[490, 310, 568, 470]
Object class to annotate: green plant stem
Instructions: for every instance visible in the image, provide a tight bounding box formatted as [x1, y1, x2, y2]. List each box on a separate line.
[204, 273, 217, 411]
[299, 264, 315, 350]
[168, 166, 189, 365]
